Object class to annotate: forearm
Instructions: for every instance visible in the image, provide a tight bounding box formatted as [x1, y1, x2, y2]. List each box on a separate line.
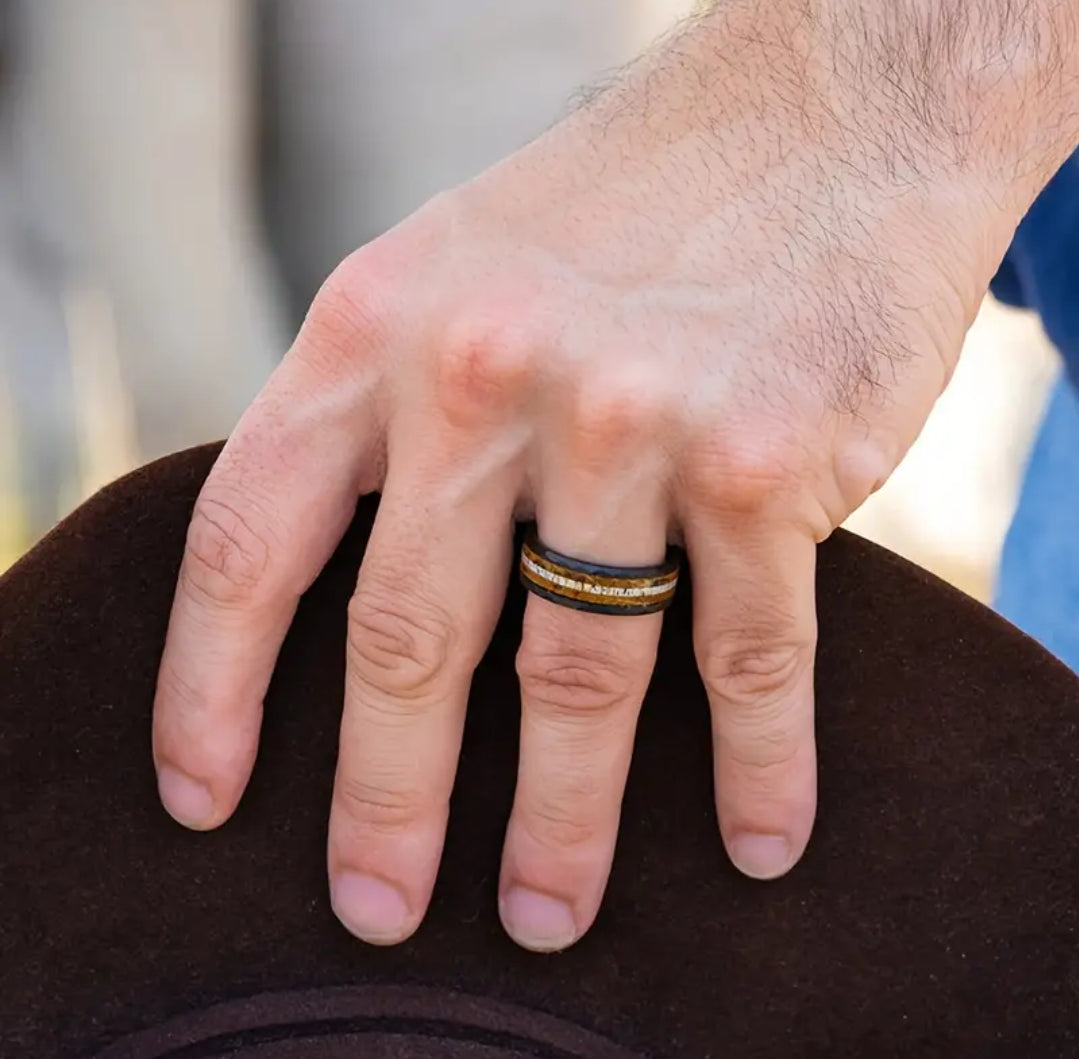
[816, 1, 1079, 192]
[492, 0, 1077, 316]
[577, 1, 1078, 190]
[595, 1, 1078, 267]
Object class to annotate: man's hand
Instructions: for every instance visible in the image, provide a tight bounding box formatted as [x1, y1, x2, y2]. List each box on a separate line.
[152, 2, 1079, 951]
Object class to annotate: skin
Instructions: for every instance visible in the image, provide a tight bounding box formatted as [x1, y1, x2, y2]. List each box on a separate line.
[152, 1, 1079, 952]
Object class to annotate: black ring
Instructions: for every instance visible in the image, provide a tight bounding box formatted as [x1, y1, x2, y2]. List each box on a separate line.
[518, 529, 680, 616]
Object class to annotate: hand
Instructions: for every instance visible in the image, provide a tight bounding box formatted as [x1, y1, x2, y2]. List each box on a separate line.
[152, 4, 1076, 951]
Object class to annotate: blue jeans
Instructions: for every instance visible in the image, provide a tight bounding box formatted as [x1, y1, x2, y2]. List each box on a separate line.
[990, 147, 1079, 670]
[995, 376, 1079, 670]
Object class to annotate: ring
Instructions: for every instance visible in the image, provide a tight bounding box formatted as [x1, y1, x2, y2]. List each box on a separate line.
[518, 529, 681, 616]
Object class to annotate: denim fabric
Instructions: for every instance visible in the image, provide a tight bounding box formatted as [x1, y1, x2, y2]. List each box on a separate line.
[991, 153, 1079, 389]
[995, 376, 1079, 669]
[991, 154, 1079, 670]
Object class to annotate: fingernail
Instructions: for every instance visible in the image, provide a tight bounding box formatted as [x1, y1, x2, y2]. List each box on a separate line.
[158, 765, 215, 829]
[331, 872, 411, 944]
[729, 833, 793, 880]
[500, 887, 578, 952]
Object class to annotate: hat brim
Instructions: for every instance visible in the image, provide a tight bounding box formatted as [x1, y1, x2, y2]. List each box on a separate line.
[1, 444, 1077, 1057]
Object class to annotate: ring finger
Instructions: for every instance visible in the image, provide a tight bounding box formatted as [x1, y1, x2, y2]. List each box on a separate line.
[501, 388, 676, 952]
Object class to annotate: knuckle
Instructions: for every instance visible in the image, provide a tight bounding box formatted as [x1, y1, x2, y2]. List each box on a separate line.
[346, 589, 454, 701]
[522, 798, 599, 846]
[154, 662, 254, 777]
[298, 252, 396, 373]
[724, 723, 802, 778]
[516, 640, 634, 718]
[832, 432, 899, 512]
[701, 637, 810, 711]
[567, 373, 674, 465]
[434, 310, 538, 423]
[686, 433, 804, 518]
[182, 495, 274, 605]
[522, 775, 606, 852]
[336, 776, 426, 837]
[155, 659, 205, 730]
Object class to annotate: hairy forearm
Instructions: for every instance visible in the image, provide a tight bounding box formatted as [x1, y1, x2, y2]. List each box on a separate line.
[820, 0, 1079, 183]
[871, 0, 1079, 98]
[583, 2, 1078, 176]
[510, 0, 1077, 309]
[598, 1, 1079, 206]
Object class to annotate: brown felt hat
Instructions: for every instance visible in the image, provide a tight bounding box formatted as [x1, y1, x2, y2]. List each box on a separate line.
[1, 443, 1078, 1057]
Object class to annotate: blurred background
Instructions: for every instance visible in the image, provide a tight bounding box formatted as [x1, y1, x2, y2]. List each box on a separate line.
[0, 0, 1063, 603]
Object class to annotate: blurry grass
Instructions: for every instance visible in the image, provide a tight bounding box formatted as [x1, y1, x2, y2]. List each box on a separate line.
[1, 283, 140, 575]
[0, 481, 31, 574]
[0, 373, 26, 573]
[0, 539, 23, 574]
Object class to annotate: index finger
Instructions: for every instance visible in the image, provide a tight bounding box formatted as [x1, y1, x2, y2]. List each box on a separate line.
[153, 278, 386, 830]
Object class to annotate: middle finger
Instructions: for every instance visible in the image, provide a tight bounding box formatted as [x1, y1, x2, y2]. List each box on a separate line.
[328, 407, 522, 944]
